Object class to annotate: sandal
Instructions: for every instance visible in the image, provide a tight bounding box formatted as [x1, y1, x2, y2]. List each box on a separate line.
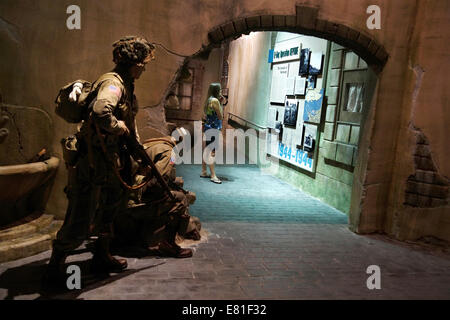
[210, 176, 222, 184]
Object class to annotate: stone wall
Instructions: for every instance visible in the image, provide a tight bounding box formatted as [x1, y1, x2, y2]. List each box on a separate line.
[0, 105, 53, 165]
[383, 0, 450, 241]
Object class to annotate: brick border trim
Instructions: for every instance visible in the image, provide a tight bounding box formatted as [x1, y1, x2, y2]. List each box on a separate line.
[207, 5, 388, 72]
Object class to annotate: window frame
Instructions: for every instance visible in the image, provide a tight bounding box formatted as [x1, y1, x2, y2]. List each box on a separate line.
[175, 67, 195, 111]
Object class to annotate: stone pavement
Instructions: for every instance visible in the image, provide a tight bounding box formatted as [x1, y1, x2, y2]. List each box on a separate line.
[0, 165, 449, 300]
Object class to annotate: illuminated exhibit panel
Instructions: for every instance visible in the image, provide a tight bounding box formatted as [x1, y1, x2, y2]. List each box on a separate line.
[267, 34, 327, 173]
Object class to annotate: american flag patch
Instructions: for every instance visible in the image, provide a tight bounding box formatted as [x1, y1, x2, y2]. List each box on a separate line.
[108, 85, 121, 98]
[170, 151, 176, 164]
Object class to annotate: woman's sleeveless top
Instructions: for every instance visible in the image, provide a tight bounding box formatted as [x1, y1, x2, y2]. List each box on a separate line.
[203, 97, 222, 131]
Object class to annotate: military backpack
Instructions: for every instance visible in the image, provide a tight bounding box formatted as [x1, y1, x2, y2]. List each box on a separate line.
[54, 72, 124, 123]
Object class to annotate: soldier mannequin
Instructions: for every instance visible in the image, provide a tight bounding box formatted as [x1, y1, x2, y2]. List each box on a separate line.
[45, 36, 155, 286]
[113, 136, 199, 258]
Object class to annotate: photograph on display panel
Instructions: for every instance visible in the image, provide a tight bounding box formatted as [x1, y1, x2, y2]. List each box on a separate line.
[303, 123, 318, 153]
[299, 48, 310, 76]
[309, 52, 323, 75]
[283, 97, 299, 128]
[307, 75, 316, 89]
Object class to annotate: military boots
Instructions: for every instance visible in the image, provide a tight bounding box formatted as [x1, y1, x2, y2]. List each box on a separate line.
[42, 248, 68, 288]
[147, 224, 193, 258]
[148, 239, 193, 258]
[91, 233, 128, 273]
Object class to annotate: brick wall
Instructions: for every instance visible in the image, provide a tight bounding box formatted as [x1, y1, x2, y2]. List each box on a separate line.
[404, 129, 449, 207]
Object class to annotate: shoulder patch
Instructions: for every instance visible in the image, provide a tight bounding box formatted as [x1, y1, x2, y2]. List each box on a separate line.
[108, 85, 121, 98]
[170, 150, 176, 165]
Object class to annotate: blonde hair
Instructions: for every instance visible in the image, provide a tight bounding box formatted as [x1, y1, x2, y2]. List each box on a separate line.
[203, 83, 221, 114]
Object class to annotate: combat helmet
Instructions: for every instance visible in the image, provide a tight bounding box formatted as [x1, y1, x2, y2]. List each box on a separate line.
[112, 36, 155, 67]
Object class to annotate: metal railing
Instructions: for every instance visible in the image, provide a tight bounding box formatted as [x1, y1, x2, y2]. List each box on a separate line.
[227, 112, 266, 131]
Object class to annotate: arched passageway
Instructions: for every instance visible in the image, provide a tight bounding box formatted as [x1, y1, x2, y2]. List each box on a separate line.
[165, 7, 386, 232]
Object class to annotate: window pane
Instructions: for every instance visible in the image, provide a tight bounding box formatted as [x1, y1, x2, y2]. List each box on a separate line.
[359, 58, 368, 69]
[344, 52, 358, 70]
[181, 82, 192, 97]
[180, 96, 192, 110]
[345, 83, 364, 113]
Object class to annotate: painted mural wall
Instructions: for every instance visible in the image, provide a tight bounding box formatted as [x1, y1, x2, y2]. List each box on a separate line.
[227, 32, 273, 128]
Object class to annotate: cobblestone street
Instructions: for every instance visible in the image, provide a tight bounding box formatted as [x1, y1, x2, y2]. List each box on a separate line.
[0, 165, 449, 300]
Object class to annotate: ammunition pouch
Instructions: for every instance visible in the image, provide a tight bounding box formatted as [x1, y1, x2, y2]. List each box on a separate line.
[61, 135, 79, 167]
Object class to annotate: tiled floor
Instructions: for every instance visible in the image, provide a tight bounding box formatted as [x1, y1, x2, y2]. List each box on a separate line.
[0, 165, 449, 300]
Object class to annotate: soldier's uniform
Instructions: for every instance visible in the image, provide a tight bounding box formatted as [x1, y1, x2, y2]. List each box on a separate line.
[52, 70, 137, 262]
[114, 189, 190, 248]
[112, 137, 198, 258]
[44, 36, 156, 288]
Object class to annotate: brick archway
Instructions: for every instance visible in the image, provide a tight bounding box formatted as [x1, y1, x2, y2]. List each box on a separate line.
[206, 5, 388, 73]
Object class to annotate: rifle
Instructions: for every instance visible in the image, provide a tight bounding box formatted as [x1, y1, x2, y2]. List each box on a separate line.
[92, 119, 176, 202]
[123, 133, 177, 202]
